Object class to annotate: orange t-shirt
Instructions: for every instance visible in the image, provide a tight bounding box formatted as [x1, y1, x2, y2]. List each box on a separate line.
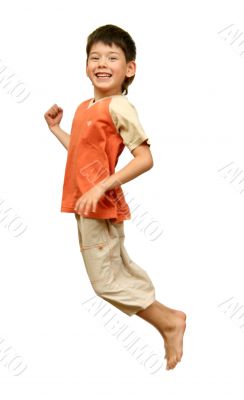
[60, 94, 151, 223]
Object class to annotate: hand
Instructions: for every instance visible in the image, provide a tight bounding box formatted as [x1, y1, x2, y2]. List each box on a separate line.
[44, 104, 63, 129]
[74, 182, 107, 215]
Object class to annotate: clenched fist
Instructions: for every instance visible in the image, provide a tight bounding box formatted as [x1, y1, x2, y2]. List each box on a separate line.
[44, 104, 63, 129]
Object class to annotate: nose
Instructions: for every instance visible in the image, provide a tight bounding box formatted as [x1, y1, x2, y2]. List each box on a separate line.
[98, 56, 108, 67]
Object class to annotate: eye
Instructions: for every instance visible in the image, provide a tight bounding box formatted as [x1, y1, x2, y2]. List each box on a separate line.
[90, 56, 99, 60]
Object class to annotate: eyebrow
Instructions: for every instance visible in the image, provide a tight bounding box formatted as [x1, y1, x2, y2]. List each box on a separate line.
[89, 51, 120, 55]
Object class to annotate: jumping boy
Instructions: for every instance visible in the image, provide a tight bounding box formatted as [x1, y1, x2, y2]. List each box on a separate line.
[44, 24, 186, 371]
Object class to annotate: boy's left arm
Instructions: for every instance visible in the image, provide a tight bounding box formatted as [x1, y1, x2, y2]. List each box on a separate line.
[100, 142, 153, 191]
[74, 143, 153, 214]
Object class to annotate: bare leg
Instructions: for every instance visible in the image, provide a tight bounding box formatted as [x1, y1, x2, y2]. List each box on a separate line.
[135, 300, 186, 370]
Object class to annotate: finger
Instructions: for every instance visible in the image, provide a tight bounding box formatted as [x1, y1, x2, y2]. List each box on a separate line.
[74, 200, 81, 212]
[84, 203, 91, 214]
[77, 201, 87, 214]
[48, 110, 57, 118]
[84, 201, 93, 214]
[49, 105, 59, 116]
[92, 201, 97, 212]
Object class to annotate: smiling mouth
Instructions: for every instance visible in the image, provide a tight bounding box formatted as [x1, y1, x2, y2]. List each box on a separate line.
[95, 73, 112, 79]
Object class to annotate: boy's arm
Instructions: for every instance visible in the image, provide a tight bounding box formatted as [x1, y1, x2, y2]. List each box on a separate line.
[98, 142, 153, 192]
[50, 125, 70, 150]
[44, 104, 70, 150]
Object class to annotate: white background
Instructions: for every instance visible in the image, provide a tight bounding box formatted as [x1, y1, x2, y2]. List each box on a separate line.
[1, 0, 244, 398]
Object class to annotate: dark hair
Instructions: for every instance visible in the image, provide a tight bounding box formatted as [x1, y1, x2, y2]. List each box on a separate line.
[86, 24, 136, 95]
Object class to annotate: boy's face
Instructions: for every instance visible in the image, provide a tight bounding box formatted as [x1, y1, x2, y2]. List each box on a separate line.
[86, 41, 136, 100]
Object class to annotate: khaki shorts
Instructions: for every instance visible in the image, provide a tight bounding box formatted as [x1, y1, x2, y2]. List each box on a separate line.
[75, 214, 155, 316]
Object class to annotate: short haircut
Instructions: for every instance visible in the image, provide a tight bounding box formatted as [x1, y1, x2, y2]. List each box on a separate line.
[86, 24, 136, 95]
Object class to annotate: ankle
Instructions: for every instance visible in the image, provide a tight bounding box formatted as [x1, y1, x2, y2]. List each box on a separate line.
[159, 309, 184, 331]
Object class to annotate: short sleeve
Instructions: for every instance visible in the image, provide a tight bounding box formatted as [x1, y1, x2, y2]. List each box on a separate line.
[109, 96, 151, 152]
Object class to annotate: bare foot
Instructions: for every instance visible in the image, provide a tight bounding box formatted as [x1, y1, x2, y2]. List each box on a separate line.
[153, 301, 186, 364]
[135, 300, 186, 370]
[162, 311, 186, 370]
[163, 312, 184, 353]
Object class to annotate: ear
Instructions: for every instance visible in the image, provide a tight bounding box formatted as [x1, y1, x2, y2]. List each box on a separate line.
[126, 60, 136, 78]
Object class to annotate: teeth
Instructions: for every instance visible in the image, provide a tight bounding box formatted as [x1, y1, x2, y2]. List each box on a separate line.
[96, 74, 111, 77]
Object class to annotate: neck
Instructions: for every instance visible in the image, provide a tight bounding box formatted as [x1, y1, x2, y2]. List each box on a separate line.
[93, 89, 124, 102]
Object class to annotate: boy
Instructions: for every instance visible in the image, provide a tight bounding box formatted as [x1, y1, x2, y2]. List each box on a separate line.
[44, 24, 186, 371]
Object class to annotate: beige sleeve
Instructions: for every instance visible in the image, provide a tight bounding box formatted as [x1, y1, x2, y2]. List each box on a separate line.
[109, 96, 151, 152]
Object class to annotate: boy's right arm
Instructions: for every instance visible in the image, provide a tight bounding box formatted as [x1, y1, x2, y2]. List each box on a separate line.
[44, 104, 70, 150]
[49, 124, 70, 150]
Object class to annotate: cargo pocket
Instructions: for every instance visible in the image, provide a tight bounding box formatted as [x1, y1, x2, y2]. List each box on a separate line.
[75, 215, 112, 285]
[75, 215, 107, 249]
